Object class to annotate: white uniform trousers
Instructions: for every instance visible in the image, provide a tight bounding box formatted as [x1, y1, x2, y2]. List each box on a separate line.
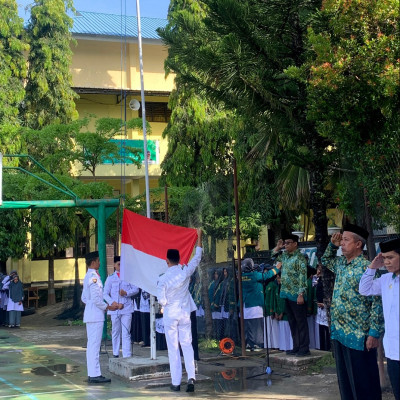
[86, 321, 103, 378]
[164, 310, 195, 386]
[111, 313, 132, 357]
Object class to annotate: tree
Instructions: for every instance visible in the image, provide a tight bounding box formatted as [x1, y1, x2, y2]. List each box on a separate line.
[160, 89, 235, 186]
[73, 117, 146, 178]
[158, 0, 333, 257]
[303, 0, 400, 233]
[24, 0, 78, 129]
[0, 174, 30, 273]
[22, 120, 84, 174]
[25, 174, 114, 306]
[0, 0, 28, 156]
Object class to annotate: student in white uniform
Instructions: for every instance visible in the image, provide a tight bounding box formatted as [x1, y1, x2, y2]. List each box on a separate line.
[2, 271, 17, 326]
[104, 256, 139, 358]
[81, 251, 117, 384]
[157, 229, 203, 393]
[359, 238, 400, 400]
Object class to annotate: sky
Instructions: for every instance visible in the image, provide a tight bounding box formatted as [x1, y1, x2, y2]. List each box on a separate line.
[17, 0, 171, 21]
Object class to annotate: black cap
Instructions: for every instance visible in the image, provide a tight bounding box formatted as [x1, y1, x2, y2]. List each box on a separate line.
[343, 223, 369, 240]
[282, 233, 299, 243]
[85, 251, 99, 264]
[114, 256, 120, 263]
[166, 249, 180, 263]
[380, 238, 400, 253]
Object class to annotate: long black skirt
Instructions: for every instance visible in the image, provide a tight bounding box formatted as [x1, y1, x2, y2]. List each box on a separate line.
[131, 311, 142, 343]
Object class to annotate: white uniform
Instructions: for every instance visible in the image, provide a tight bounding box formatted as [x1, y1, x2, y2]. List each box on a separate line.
[81, 268, 107, 378]
[157, 247, 202, 386]
[359, 269, 399, 361]
[2, 276, 10, 310]
[103, 272, 139, 357]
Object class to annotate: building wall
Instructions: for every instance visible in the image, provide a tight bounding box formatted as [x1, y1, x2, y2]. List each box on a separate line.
[71, 39, 174, 92]
[6, 257, 87, 286]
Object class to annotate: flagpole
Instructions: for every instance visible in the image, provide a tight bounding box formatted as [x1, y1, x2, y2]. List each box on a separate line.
[136, 0, 156, 360]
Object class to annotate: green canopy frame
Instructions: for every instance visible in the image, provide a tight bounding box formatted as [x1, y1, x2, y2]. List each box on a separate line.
[1, 154, 119, 336]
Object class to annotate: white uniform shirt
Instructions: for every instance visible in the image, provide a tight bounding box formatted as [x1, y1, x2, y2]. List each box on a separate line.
[157, 247, 202, 314]
[2, 276, 10, 308]
[81, 268, 107, 323]
[139, 290, 150, 313]
[359, 269, 400, 361]
[103, 271, 139, 315]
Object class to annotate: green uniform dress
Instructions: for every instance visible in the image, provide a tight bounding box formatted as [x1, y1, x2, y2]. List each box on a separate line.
[215, 275, 236, 339]
[241, 268, 280, 349]
[208, 274, 222, 339]
[275, 286, 293, 350]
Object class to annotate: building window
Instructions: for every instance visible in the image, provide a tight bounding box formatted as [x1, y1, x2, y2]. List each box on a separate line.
[139, 102, 171, 123]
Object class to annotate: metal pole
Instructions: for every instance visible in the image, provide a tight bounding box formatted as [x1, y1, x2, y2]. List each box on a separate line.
[98, 203, 108, 339]
[136, 0, 156, 360]
[233, 158, 246, 356]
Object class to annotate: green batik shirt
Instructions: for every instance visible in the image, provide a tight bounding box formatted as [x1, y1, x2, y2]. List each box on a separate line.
[322, 243, 384, 351]
[273, 249, 307, 302]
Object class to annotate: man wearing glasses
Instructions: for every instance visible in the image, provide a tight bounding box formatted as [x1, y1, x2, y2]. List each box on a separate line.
[272, 233, 309, 356]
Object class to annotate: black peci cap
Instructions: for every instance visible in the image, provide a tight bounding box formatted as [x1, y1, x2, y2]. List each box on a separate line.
[114, 256, 120, 263]
[342, 223, 369, 240]
[282, 233, 299, 243]
[379, 238, 400, 253]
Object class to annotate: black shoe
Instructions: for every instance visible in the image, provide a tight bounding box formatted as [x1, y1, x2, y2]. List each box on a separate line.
[88, 376, 111, 384]
[286, 349, 298, 355]
[113, 355, 119, 358]
[186, 378, 195, 392]
[170, 384, 180, 391]
[296, 350, 311, 357]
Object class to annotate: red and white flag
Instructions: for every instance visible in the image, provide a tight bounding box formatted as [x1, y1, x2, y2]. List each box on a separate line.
[120, 209, 198, 295]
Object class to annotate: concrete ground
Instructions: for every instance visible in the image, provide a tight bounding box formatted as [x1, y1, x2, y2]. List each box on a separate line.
[0, 304, 395, 400]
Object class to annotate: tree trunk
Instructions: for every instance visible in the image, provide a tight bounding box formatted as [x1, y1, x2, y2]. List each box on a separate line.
[73, 255, 81, 310]
[0, 260, 6, 275]
[199, 262, 213, 338]
[72, 227, 81, 310]
[309, 168, 334, 322]
[309, 169, 329, 260]
[363, 189, 376, 261]
[47, 256, 56, 305]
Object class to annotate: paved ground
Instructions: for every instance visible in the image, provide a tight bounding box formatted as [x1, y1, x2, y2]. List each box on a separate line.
[0, 305, 395, 400]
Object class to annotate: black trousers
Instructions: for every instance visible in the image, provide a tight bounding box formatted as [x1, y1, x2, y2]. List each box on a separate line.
[140, 312, 150, 346]
[190, 310, 199, 361]
[285, 299, 309, 353]
[244, 317, 263, 348]
[318, 324, 331, 351]
[332, 339, 381, 400]
[387, 358, 400, 400]
[131, 311, 142, 343]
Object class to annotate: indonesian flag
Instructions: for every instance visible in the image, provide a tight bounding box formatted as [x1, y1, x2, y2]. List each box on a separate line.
[120, 209, 198, 295]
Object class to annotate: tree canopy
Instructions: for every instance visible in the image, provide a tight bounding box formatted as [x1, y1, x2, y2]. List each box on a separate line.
[24, 0, 78, 129]
[159, 0, 334, 256]
[0, 0, 28, 156]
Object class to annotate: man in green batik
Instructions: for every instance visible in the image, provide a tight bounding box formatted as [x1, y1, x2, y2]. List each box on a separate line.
[273, 233, 309, 357]
[322, 223, 384, 400]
